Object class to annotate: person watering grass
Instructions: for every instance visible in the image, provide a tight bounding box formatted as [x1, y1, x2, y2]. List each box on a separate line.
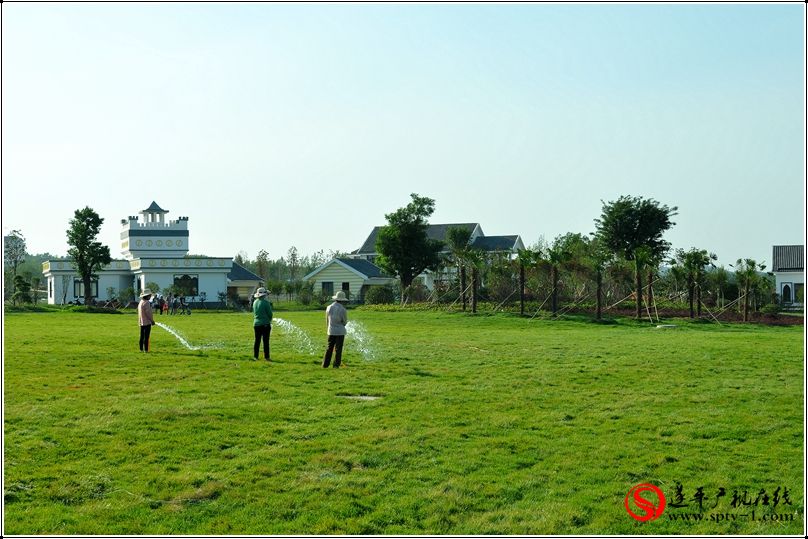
[138, 288, 155, 352]
[252, 287, 273, 361]
[322, 290, 348, 368]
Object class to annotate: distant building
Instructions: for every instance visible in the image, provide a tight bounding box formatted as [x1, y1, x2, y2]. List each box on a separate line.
[771, 245, 804, 307]
[351, 222, 525, 290]
[303, 258, 396, 302]
[42, 202, 235, 305]
[227, 262, 264, 304]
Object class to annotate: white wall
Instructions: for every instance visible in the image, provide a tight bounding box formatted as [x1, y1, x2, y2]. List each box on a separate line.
[774, 271, 804, 304]
[198, 273, 229, 301]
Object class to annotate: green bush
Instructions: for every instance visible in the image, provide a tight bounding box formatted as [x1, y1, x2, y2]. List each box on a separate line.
[364, 285, 396, 305]
[760, 303, 781, 315]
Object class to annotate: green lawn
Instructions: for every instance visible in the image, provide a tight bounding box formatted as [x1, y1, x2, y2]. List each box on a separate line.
[3, 309, 803, 534]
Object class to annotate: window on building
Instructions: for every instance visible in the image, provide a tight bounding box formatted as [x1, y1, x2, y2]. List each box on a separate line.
[49, 279, 53, 298]
[73, 279, 98, 298]
[342, 282, 350, 293]
[795, 283, 804, 304]
[782, 283, 792, 304]
[322, 282, 334, 296]
[173, 274, 199, 297]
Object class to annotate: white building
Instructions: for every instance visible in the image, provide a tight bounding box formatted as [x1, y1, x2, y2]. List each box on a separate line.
[42, 202, 234, 305]
[771, 245, 804, 308]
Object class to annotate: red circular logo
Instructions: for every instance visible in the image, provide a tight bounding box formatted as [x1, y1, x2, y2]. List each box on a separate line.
[625, 483, 666, 522]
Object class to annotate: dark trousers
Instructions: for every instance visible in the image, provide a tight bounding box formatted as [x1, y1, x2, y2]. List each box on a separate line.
[139, 324, 152, 352]
[254, 324, 271, 359]
[322, 335, 345, 368]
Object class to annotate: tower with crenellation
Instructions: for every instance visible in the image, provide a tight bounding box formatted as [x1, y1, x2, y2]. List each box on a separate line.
[120, 201, 190, 260]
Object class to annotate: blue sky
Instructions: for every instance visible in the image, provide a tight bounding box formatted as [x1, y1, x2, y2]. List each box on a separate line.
[3, 3, 804, 268]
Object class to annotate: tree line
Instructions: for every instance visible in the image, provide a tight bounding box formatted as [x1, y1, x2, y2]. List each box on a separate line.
[370, 193, 778, 322]
[3, 201, 783, 322]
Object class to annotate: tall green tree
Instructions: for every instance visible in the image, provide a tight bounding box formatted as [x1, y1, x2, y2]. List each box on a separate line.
[446, 226, 472, 311]
[4, 230, 27, 296]
[255, 249, 270, 281]
[594, 196, 677, 319]
[376, 193, 443, 303]
[66, 207, 112, 305]
[11, 275, 32, 305]
[287, 246, 300, 280]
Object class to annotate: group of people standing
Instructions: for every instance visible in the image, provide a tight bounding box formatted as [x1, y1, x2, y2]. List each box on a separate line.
[151, 294, 190, 316]
[251, 287, 349, 367]
[138, 286, 351, 366]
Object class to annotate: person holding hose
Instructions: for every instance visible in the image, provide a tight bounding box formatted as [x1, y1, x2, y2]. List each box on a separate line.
[252, 287, 273, 361]
[322, 290, 348, 368]
[138, 288, 155, 352]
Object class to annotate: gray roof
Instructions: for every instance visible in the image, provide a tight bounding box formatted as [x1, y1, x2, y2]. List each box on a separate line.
[357, 223, 480, 254]
[228, 261, 263, 282]
[142, 201, 168, 214]
[337, 258, 391, 278]
[772, 245, 804, 272]
[471, 235, 521, 252]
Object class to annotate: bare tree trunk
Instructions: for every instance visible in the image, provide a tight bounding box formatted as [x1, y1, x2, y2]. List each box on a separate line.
[647, 269, 654, 312]
[519, 264, 525, 316]
[460, 265, 467, 311]
[596, 268, 602, 320]
[400, 275, 414, 305]
[83, 274, 93, 305]
[471, 266, 478, 314]
[697, 282, 702, 317]
[635, 260, 643, 320]
[743, 282, 749, 322]
[688, 281, 695, 318]
[551, 265, 558, 316]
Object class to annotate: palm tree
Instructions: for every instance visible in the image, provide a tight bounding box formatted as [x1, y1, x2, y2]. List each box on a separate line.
[584, 236, 612, 321]
[516, 247, 541, 316]
[446, 226, 473, 311]
[465, 248, 487, 314]
[671, 248, 717, 318]
[732, 258, 766, 322]
[540, 233, 582, 317]
[707, 265, 730, 308]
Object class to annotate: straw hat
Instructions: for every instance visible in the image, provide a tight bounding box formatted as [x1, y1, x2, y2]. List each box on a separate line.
[140, 288, 153, 298]
[254, 287, 269, 298]
[332, 290, 348, 302]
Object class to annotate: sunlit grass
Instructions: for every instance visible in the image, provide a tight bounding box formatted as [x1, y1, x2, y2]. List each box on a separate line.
[4, 310, 803, 534]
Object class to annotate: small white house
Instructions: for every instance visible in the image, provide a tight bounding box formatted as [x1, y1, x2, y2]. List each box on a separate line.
[303, 258, 396, 302]
[772, 245, 804, 307]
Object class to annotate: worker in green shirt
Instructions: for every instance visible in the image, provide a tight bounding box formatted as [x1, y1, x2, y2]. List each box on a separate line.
[252, 287, 273, 360]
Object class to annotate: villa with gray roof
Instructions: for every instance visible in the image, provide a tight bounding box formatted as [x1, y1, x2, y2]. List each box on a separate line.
[772, 245, 804, 307]
[351, 222, 525, 291]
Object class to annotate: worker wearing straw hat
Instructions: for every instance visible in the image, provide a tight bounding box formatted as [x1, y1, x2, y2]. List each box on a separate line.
[322, 290, 349, 368]
[138, 288, 155, 352]
[252, 287, 273, 361]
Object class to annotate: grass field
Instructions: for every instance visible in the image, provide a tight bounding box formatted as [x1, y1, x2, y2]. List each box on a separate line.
[3, 309, 804, 534]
